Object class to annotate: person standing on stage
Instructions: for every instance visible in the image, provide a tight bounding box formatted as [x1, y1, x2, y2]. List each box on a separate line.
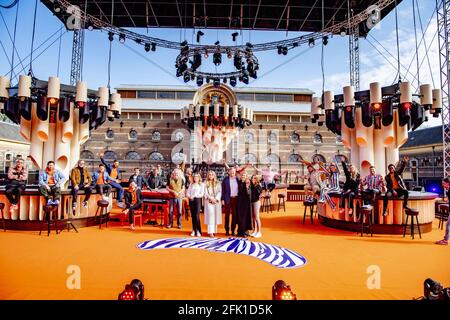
[304, 165, 321, 201]
[148, 166, 163, 190]
[38, 161, 65, 206]
[361, 166, 386, 207]
[5, 158, 28, 213]
[69, 159, 93, 213]
[128, 168, 149, 190]
[237, 173, 253, 238]
[383, 156, 409, 216]
[250, 175, 263, 238]
[221, 167, 239, 236]
[340, 161, 360, 216]
[100, 154, 124, 207]
[204, 170, 222, 237]
[123, 181, 142, 231]
[167, 169, 185, 229]
[318, 162, 341, 211]
[436, 178, 450, 245]
[92, 164, 113, 201]
[186, 173, 204, 237]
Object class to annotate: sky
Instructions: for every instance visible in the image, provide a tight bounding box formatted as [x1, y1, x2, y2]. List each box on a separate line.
[0, 0, 443, 129]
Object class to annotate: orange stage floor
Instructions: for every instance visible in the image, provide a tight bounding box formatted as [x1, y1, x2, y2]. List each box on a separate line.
[0, 202, 449, 300]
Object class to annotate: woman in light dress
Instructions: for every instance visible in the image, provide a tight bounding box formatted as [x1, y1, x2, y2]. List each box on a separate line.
[203, 170, 222, 237]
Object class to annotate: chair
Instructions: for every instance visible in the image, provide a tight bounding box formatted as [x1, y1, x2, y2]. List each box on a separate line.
[93, 200, 109, 229]
[438, 205, 449, 230]
[0, 203, 6, 232]
[359, 205, 373, 237]
[403, 208, 421, 239]
[277, 194, 286, 212]
[262, 195, 272, 213]
[39, 205, 59, 236]
[303, 200, 316, 224]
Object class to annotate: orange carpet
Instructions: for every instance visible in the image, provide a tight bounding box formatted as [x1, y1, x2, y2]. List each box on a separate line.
[0, 202, 449, 300]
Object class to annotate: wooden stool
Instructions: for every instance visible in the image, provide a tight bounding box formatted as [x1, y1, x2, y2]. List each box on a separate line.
[359, 205, 373, 237]
[262, 195, 272, 213]
[277, 194, 286, 212]
[39, 205, 59, 236]
[303, 200, 316, 224]
[0, 202, 6, 232]
[403, 208, 421, 239]
[93, 200, 109, 229]
[439, 205, 449, 230]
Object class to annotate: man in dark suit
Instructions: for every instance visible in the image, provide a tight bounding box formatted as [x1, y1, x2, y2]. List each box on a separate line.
[221, 167, 240, 236]
[128, 168, 149, 189]
[148, 166, 164, 190]
[383, 156, 409, 216]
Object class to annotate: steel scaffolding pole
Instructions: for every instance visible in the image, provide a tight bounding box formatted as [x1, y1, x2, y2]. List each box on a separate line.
[69, 28, 84, 86]
[349, 25, 360, 91]
[436, 0, 450, 178]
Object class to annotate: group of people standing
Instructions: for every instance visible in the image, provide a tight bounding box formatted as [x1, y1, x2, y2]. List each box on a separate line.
[302, 156, 410, 217]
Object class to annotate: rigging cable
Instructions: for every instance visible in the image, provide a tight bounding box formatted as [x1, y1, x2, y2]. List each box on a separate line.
[9, 0, 19, 81]
[0, 11, 26, 75]
[393, 0, 401, 84]
[28, 0, 38, 77]
[412, 0, 420, 88]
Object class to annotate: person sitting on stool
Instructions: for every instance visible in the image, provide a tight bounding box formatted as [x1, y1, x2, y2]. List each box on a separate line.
[303, 165, 321, 201]
[361, 165, 385, 210]
[38, 161, 65, 206]
[383, 156, 410, 217]
[340, 160, 360, 216]
[69, 159, 93, 213]
[123, 181, 142, 231]
[92, 164, 113, 201]
[5, 158, 28, 214]
[436, 178, 450, 246]
[128, 167, 149, 190]
[100, 154, 124, 208]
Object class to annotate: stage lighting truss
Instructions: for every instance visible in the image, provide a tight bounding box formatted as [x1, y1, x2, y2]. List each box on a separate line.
[52, 0, 398, 54]
[175, 46, 259, 86]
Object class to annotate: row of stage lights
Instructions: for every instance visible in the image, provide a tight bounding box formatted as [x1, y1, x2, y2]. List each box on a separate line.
[180, 103, 253, 130]
[310, 81, 442, 135]
[0, 75, 121, 130]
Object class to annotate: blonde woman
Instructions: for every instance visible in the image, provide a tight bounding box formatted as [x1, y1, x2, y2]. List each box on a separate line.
[186, 173, 204, 237]
[204, 170, 222, 237]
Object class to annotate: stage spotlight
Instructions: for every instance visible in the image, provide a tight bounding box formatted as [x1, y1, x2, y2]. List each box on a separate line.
[144, 43, 151, 52]
[230, 76, 237, 87]
[277, 46, 282, 55]
[183, 73, 191, 83]
[399, 82, 412, 127]
[432, 89, 442, 118]
[292, 42, 298, 47]
[196, 76, 204, 86]
[118, 279, 145, 300]
[226, 49, 232, 59]
[234, 52, 242, 70]
[213, 51, 222, 66]
[190, 50, 202, 71]
[232, 32, 239, 41]
[206, 76, 210, 83]
[340, 27, 347, 36]
[361, 101, 373, 127]
[322, 36, 329, 46]
[196, 30, 204, 43]
[215, 41, 220, 46]
[282, 47, 288, 55]
[204, 48, 209, 59]
[222, 77, 227, 84]
[53, 3, 61, 13]
[308, 38, 315, 48]
[108, 32, 114, 42]
[151, 43, 156, 51]
[119, 33, 126, 43]
[411, 101, 424, 131]
[176, 62, 187, 77]
[213, 78, 220, 88]
[241, 72, 249, 85]
[382, 98, 394, 126]
[272, 280, 297, 300]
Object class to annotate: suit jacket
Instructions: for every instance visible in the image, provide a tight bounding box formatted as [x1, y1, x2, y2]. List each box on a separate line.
[128, 174, 149, 189]
[221, 176, 240, 205]
[148, 173, 164, 189]
[385, 159, 407, 191]
[100, 157, 122, 180]
[125, 188, 142, 210]
[70, 167, 92, 186]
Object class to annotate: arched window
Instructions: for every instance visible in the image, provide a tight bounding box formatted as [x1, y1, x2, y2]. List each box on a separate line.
[149, 152, 164, 161]
[244, 131, 254, 143]
[80, 150, 95, 159]
[103, 151, 117, 160]
[264, 153, 280, 165]
[106, 128, 114, 139]
[172, 152, 186, 164]
[268, 132, 278, 144]
[174, 130, 184, 142]
[125, 151, 141, 160]
[311, 154, 326, 164]
[288, 154, 301, 163]
[129, 129, 138, 140]
[241, 153, 257, 164]
[152, 130, 161, 142]
[291, 132, 300, 143]
[313, 132, 323, 144]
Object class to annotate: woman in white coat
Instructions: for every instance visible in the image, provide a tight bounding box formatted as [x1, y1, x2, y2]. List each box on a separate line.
[204, 170, 222, 237]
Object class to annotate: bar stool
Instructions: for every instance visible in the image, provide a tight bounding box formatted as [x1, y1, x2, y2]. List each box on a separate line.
[93, 200, 109, 229]
[262, 194, 272, 213]
[359, 205, 373, 237]
[39, 205, 59, 236]
[277, 194, 286, 212]
[0, 202, 6, 232]
[303, 200, 316, 224]
[439, 205, 449, 230]
[403, 208, 421, 239]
